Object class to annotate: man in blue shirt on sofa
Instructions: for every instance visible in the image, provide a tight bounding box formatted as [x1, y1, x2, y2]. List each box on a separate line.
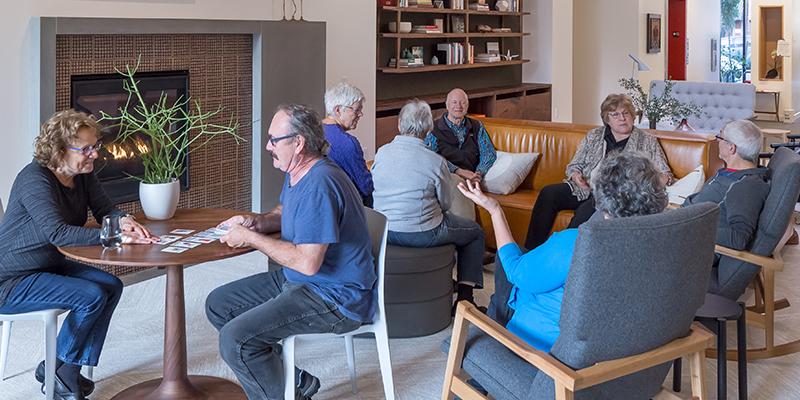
[205, 104, 375, 400]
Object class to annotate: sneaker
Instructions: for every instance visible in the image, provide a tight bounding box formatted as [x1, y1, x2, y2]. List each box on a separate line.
[296, 369, 321, 398]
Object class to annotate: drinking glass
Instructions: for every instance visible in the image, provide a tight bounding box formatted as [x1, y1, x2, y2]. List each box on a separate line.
[100, 215, 122, 249]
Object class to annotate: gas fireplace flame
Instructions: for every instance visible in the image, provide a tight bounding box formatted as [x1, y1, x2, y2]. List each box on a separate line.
[107, 138, 151, 160]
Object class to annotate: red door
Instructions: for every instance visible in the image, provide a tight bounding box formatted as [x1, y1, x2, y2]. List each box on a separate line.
[668, 0, 687, 80]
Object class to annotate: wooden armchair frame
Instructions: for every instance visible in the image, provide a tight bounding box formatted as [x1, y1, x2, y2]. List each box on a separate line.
[441, 302, 714, 400]
[711, 220, 800, 360]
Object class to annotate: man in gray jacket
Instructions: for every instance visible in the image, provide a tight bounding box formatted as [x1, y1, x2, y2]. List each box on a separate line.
[683, 119, 769, 299]
[372, 99, 486, 313]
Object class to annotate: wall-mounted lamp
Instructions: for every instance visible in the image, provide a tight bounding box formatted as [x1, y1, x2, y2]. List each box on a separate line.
[629, 53, 651, 77]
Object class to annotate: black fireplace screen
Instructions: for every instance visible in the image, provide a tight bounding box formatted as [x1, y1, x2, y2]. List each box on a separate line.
[71, 71, 190, 204]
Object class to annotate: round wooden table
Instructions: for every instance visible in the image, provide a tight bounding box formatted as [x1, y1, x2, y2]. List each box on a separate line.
[59, 208, 254, 400]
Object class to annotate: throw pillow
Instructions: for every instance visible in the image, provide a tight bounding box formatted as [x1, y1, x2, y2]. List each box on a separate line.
[483, 151, 539, 195]
[666, 165, 705, 205]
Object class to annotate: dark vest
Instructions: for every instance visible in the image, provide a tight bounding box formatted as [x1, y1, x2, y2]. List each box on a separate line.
[431, 116, 481, 171]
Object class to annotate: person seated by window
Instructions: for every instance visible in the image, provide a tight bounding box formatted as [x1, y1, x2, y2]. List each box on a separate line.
[424, 88, 497, 184]
[373, 99, 486, 313]
[0, 110, 156, 400]
[682, 119, 769, 300]
[322, 81, 374, 207]
[458, 151, 668, 352]
[523, 93, 673, 250]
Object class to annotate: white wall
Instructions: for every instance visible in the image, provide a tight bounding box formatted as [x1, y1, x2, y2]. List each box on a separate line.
[0, 0, 277, 204]
[294, 0, 377, 158]
[751, 0, 794, 121]
[550, 0, 573, 122]
[685, 0, 720, 81]
[572, 0, 638, 124]
[637, 0, 666, 87]
[794, 1, 800, 120]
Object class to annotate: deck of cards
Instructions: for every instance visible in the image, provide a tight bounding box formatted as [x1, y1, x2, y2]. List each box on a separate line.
[158, 226, 231, 253]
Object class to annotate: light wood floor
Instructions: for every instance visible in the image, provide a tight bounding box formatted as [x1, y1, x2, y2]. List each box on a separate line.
[0, 224, 798, 399]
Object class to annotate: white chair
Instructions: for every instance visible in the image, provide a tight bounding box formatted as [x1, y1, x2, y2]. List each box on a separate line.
[282, 207, 395, 400]
[0, 199, 93, 400]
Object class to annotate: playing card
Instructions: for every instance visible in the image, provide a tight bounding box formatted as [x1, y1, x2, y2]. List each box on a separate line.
[170, 229, 196, 235]
[155, 235, 182, 245]
[197, 230, 223, 239]
[172, 241, 201, 249]
[161, 246, 188, 253]
[185, 236, 215, 244]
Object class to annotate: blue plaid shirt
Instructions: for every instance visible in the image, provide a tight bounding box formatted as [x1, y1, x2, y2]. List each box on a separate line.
[424, 113, 497, 176]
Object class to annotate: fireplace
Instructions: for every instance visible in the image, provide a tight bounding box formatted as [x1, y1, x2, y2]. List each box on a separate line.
[71, 71, 191, 204]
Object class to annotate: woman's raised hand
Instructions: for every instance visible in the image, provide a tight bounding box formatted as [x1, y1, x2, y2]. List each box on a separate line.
[457, 179, 499, 212]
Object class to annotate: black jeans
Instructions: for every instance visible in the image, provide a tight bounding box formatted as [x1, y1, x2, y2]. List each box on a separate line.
[205, 269, 361, 400]
[524, 183, 595, 250]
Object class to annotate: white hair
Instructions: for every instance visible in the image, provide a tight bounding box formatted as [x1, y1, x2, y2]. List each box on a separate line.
[398, 100, 433, 138]
[324, 81, 365, 116]
[722, 120, 763, 164]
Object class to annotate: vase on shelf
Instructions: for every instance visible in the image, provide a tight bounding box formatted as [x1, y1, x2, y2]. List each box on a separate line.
[649, 119, 658, 129]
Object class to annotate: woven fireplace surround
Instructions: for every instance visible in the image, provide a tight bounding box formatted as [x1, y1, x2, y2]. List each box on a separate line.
[55, 34, 253, 276]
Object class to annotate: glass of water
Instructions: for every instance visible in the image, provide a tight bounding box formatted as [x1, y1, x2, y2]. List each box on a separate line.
[100, 215, 122, 249]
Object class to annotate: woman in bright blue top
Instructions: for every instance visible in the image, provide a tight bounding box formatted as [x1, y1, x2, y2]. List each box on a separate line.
[457, 151, 669, 352]
[322, 81, 374, 207]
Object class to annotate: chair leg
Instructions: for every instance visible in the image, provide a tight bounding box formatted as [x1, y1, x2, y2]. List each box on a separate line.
[282, 337, 296, 400]
[717, 319, 727, 400]
[344, 334, 357, 394]
[737, 304, 747, 400]
[0, 321, 12, 380]
[689, 350, 708, 400]
[672, 358, 681, 392]
[374, 326, 396, 400]
[44, 314, 58, 400]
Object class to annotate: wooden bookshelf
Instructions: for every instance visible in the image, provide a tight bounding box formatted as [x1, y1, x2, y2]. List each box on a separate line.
[378, 59, 528, 73]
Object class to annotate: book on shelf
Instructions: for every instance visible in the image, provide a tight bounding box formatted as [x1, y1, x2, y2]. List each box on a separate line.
[436, 42, 469, 65]
[468, 3, 490, 11]
[412, 25, 443, 33]
[474, 53, 501, 63]
[388, 57, 425, 68]
[407, 0, 434, 7]
[448, 0, 464, 10]
[378, 0, 397, 6]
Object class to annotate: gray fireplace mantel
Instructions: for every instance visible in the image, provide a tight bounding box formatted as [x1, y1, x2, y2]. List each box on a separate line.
[38, 16, 326, 212]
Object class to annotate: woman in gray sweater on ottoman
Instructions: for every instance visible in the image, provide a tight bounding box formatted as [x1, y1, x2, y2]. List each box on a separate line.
[372, 100, 485, 313]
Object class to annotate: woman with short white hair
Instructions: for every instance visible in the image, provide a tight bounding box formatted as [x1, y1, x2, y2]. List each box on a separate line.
[322, 81, 374, 206]
[372, 100, 486, 314]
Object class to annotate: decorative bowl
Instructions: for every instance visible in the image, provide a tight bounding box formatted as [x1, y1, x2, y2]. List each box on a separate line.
[389, 21, 412, 33]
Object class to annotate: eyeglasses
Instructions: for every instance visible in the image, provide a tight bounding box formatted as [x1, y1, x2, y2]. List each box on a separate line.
[344, 105, 363, 117]
[607, 111, 632, 120]
[266, 133, 299, 146]
[67, 141, 103, 156]
[714, 134, 727, 142]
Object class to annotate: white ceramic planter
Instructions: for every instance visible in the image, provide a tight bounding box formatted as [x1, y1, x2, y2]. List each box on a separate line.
[139, 180, 180, 220]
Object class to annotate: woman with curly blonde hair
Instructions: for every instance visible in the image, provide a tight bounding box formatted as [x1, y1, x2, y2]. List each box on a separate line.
[0, 109, 157, 399]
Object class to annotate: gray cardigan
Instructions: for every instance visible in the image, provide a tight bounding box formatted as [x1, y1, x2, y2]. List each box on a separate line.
[372, 135, 451, 232]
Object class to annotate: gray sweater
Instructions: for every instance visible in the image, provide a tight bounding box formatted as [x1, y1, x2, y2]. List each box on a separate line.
[0, 161, 123, 305]
[372, 135, 451, 232]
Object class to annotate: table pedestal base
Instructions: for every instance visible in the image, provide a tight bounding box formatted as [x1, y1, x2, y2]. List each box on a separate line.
[111, 375, 246, 400]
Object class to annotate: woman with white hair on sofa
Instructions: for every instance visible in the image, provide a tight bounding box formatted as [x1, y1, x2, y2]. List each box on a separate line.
[322, 81, 374, 207]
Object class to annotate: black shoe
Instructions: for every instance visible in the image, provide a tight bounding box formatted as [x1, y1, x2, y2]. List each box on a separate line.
[452, 300, 487, 316]
[296, 369, 321, 398]
[35, 361, 95, 397]
[42, 370, 86, 400]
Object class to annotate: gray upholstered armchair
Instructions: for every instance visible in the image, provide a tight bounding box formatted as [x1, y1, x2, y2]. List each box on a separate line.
[442, 203, 720, 400]
[646, 80, 756, 133]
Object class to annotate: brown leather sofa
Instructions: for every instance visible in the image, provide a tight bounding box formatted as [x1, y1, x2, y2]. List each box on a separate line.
[473, 116, 723, 249]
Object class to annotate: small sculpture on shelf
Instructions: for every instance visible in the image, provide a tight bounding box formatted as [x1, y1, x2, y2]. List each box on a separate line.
[500, 50, 519, 61]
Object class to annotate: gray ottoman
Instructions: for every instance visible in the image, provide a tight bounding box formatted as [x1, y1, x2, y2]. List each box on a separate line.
[384, 244, 455, 338]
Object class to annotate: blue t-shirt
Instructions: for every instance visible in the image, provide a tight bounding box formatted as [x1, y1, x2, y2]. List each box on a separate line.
[498, 229, 579, 352]
[279, 158, 377, 323]
[323, 124, 374, 198]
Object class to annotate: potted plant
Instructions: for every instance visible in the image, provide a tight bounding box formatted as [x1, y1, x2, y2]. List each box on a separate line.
[618, 78, 704, 130]
[100, 60, 241, 220]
